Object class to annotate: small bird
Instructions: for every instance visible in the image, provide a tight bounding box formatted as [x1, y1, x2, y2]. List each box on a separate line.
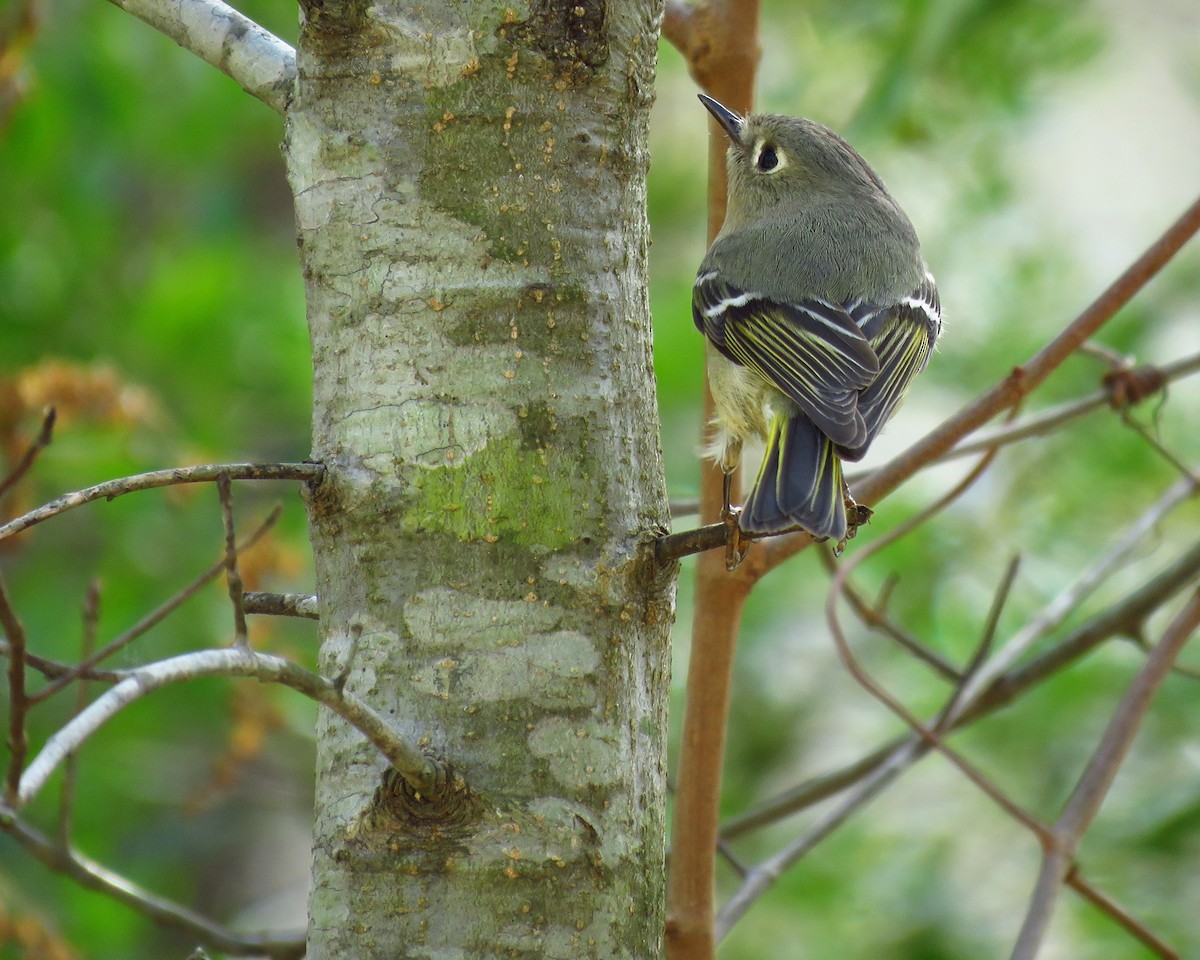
[694, 94, 942, 554]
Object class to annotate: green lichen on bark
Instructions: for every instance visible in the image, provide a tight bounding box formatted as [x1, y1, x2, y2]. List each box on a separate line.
[405, 431, 605, 547]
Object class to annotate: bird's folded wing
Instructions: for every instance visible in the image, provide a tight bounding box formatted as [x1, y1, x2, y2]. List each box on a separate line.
[694, 273, 880, 448]
[840, 275, 942, 459]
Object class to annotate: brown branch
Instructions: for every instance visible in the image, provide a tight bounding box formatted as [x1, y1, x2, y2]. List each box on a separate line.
[822, 444, 1052, 832]
[28, 505, 282, 704]
[0, 645, 123, 684]
[217, 474, 250, 651]
[897, 349, 1200, 467]
[662, 0, 695, 54]
[1, 576, 28, 803]
[817, 548, 961, 682]
[933, 555, 1020, 730]
[1119, 409, 1197, 482]
[666, 2, 762, 957]
[0, 406, 56, 502]
[1011, 586, 1200, 960]
[0, 808, 305, 959]
[1064, 870, 1180, 960]
[0, 461, 324, 544]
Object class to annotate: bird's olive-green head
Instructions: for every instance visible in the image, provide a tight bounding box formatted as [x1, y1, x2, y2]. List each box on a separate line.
[699, 94, 899, 230]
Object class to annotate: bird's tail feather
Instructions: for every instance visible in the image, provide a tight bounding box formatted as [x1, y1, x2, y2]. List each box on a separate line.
[741, 415, 847, 542]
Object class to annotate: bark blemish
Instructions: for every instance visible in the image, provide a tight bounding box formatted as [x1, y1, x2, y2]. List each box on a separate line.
[369, 764, 486, 841]
[505, 0, 609, 77]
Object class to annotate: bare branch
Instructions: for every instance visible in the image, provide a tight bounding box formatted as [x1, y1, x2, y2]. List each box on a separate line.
[104, 0, 296, 114]
[1011, 586, 1200, 960]
[17, 648, 441, 808]
[934, 555, 1020, 729]
[0, 643, 123, 684]
[718, 533, 1200, 950]
[0, 808, 305, 958]
[0, 461, 323, 545]
[907, 350, 1200, 466]
[1, 576, 29, 802]
[1064, 871, 1181, 960]
[0, 406, 55, 502]
[718, 434, 1034, 941]
[217, 474, 250, 651]
[244, 591, 320, 619]
[29, 505, 283, 704]
[1119, 409, 1197, 482]
[817, 547, 961, 682]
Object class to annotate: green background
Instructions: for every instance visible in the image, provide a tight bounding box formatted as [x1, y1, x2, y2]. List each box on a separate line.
[2, 0, 1199, 956]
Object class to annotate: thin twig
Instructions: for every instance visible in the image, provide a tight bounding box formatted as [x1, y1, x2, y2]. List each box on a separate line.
[0, 644, 123, 684]
[0, 807, 305, 959]
[60, 579, 101, 846]
[1011, 587, 1200, 960]
[854, 350, 1200, 473]
[824, 446, 1053, 833]
[217, 474, 250, 651]
[243, 591, 319, 620]
[29, 505, 283, 704]
[716, 837, 748, 879]
[17, 648, 442, 808]
[1064, 869, 1180, 960]
[0, 406, 56, 502]
[934, 555, 1020, 731]
[1, 576, 29, 803]
[1119, 410, 1197, 482]
[0, 462, 323, 544]
[817, 547, 960, 682]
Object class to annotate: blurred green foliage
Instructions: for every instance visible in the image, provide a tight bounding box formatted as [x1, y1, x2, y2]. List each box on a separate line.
[2, 0, 1199, 957]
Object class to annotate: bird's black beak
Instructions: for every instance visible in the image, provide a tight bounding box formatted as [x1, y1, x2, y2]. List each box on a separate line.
[698, 94, 744, 144]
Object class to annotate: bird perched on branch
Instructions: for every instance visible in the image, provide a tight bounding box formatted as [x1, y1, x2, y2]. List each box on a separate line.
[694, 94, 942, 563]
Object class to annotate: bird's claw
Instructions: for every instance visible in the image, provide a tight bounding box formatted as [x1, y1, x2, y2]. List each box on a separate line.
[833, 498, 874, 557]
[722, 506, 750, 571]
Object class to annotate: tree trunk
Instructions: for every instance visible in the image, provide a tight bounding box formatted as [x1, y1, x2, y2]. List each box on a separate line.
[283, 1, 672, 957]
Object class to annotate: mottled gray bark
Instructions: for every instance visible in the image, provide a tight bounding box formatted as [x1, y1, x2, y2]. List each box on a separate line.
[283, 1, 672, 957]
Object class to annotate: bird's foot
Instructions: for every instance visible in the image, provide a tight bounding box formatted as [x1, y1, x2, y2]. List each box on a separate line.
[722, 506, 751, 571]
[833, 496, 873, 557]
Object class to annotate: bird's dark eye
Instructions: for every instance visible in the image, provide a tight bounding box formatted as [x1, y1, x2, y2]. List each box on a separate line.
[757, 146, 779, 171]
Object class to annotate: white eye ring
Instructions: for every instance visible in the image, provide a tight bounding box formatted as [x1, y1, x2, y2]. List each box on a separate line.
[752, 138, 787, 174]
